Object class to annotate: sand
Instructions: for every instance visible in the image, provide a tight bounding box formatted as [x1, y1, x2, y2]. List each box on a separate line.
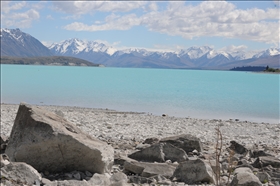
[1, 103, 279, 153]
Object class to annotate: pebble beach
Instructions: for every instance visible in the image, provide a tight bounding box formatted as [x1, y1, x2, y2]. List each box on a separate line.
[1, 103, 279, 155]
[1, 103, 280, 186]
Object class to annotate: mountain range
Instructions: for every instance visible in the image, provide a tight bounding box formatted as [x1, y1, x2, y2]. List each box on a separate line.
[1, 28, 279, 69]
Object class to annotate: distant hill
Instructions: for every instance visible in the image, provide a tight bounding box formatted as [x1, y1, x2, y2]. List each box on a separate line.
[218, 55, 280, 69]
[230, 66, 266, 71]
[0, 56, 100, 67]
[0, 28, 53, 57]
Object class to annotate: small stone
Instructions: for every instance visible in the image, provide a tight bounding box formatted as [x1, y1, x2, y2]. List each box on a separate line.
[85, 170, 93, 177]
[73, 172, 81, 180]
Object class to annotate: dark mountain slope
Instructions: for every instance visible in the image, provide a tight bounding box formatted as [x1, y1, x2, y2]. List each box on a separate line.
[1, 28, 53, 57]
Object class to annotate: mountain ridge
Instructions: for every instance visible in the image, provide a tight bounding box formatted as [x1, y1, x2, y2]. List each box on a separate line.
[1, 28, 279, 69]
[49, 38, 280, 69]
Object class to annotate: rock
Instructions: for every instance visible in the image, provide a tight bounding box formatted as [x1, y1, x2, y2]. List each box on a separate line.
[110, 172, 128, 186]
[1, 135, 8, 153]
[231, 170, 262, 186]
[0, 134, 8, 144]
[160, 134, 203, 152]
[172, 159, 216, 184]
[207, 159, 221, 175]
[163, 143, 188, 162]
[250, 150, 272, 158]
[114, 153, 130, 166]
[143, 137, 159, 144]
[85, 170, 93, 177]
[123, 157, 177, 178]
[88, 173, 111, 186]
[128, 176, 154, 184]
[123, 159, 145, 174]
[234, 167, 253, 174]
[252, 156, 280, 168]
[141, 163, 177, 178]
[1, 154, 10, 168]
[135, 143, 150, 150]
[5, 103, 114, 174]
[256, 172, 271, 183]
[1, 162, 42, 185]
[73, 172, 81, 180]
[229, 141, 248, 155]
[128, 143, 164, 162]
[41, 178, 57, 186]
[128, 143, 187, 163]
[55, 180, 89, 186]
[150, 175, 167, 182]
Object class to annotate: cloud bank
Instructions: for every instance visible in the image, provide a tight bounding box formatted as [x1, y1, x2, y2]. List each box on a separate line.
[1, 1, 279, 46]
[60, 1, 280, 45]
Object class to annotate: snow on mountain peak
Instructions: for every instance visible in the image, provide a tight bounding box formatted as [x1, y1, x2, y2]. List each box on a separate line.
[253, 48, 280, 58]
[49, 38, 117, 56]
[47, 37, 280, 63]
[1, 28, 27, 46]
[179, 46, 213, 59]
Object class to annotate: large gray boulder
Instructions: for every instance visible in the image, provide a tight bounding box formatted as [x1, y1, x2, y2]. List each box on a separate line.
[128, 142, 187, 162]
[160, 134, 203, 152]
[1, 162, 42, 185]
[230, 167, 262, 186]
[5, 103, 114, 174]
[172, 159, 216, 184]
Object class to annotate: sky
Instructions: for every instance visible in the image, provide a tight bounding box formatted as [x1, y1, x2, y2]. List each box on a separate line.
[1, 1, 279, 53]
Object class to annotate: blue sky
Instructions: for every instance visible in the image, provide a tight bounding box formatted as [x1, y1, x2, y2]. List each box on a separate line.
[1, 1, 279, 52]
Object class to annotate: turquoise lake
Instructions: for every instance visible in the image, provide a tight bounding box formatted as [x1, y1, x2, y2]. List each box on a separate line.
[1, 64, 279, 123]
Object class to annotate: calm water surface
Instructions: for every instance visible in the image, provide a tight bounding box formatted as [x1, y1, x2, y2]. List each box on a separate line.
[1, 64, 279, 123]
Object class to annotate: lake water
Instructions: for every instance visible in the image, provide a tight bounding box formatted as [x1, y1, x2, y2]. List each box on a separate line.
[1, 64, 279, 123]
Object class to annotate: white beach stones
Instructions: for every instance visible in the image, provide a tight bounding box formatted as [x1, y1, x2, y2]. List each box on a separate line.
[1, 103, 280, 185]
[5, 103, 114, 174]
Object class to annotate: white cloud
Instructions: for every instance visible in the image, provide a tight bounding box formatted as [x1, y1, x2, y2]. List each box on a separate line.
[2, 9, 40, 28]
[1, 1, 27, 14]
[219, 45, 248, 53]
[64, 14, 141, 31]
[52, 1, 147, 15]
[62, 1, 279, 45]
[61, 15, 81, 20]
[46, 15, 54, 20]
[1, 1, 40, 28]
[145, 2, 158, 12]
[140, 1, 280, 45]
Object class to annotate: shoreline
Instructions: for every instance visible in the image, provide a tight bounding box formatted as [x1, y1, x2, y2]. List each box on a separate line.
[1, 103, 279, 151]
[1, 102, 278, 125]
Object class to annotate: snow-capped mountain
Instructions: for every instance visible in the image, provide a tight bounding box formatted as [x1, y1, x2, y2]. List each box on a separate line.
[49, 38, 117, 56]
[252, 48, 280, 59]
[48, 38, 280, 68]
[1, 28, 279, 69]
[228, 50, 260, 60]
[0, 28, 52, 57]
[178, 46, 213, 59]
